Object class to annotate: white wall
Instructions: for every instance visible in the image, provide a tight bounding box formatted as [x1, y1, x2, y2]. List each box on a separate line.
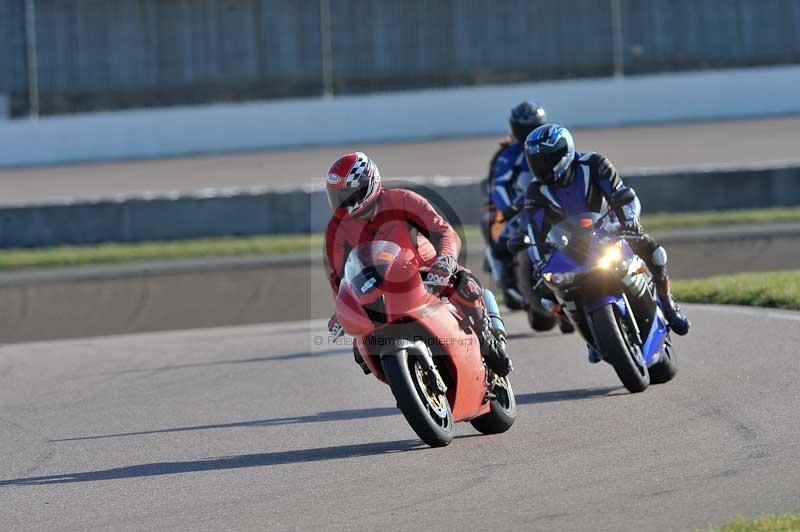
[3, 65, 800, 167]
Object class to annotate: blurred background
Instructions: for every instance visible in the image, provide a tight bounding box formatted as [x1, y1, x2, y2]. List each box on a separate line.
[3, 0, 800, 117]
[0, 0, 799, 341]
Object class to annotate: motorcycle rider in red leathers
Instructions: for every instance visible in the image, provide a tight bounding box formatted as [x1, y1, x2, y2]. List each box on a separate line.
[324, 152, 512, 377]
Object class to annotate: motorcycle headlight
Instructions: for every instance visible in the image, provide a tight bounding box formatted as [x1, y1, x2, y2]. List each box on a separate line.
[543, 271, 576, 287]
[597, 242, 624, 270]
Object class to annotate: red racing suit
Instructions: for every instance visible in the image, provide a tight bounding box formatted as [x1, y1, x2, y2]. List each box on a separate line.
[325, 188, 487, 319]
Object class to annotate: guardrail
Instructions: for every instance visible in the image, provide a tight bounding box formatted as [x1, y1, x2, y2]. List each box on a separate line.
[1, 162, 799, 248]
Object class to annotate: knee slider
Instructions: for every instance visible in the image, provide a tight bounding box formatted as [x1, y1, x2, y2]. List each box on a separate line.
[651, 246, 668, 267]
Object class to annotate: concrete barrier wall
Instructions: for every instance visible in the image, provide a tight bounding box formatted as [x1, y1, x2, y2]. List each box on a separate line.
[1, 162, 799, 247]
[3, 65, 800, 167]
[3, 227, 800, 343]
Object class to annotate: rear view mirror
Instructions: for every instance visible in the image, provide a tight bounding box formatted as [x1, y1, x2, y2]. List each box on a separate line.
[611, 187, 637, 207]
[507, 234, 532, 254]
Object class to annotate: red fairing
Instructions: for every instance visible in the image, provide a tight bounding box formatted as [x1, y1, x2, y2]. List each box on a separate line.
[334, 284, 374, 338]
[333, 242, 489, 422]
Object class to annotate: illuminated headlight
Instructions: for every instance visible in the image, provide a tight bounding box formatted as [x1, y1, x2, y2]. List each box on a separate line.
[597, 243, 624, 270]
[543, 272, 576, 286]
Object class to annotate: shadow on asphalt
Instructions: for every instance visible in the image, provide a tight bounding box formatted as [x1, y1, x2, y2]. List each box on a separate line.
[51, 406, 401, 442]
[53, 387, 622, 443]
[0, 439, 427, 486]
[515, 386, 622, 405]
[505, 330, 564, 341]
[110, 346, 352, 375]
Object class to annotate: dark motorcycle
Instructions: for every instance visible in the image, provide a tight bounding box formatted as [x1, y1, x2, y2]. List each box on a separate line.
[510, 189, 677, 393]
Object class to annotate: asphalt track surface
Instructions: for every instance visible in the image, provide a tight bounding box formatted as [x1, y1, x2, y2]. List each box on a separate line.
[1, 305, 799, 531]
[2, 115, 800, 205]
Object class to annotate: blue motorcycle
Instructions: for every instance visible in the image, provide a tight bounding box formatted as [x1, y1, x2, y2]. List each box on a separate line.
[510, 189, 677, 393]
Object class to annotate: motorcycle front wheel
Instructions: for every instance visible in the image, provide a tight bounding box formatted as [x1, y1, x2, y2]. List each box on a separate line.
[382, 348, 453, 448]
[589, 304, 650, 393]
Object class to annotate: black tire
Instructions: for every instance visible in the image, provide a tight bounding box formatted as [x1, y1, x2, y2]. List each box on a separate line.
[382, 348, 454, 448]
[589, 304, 650, 393]
[470, 376, 516, 435]
[650, 335, 678, 384]
[503, 289, 525, 311]
[528, 306, 557, 331]
[558, 316, 576, 334]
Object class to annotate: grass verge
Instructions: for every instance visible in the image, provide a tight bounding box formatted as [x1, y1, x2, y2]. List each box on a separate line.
[0, 206, 798, 271]
[0, 234, 324, 271]
[673, 270, 800, 311]
[642, 206, 800, 232]
[704, 511, 800, 531]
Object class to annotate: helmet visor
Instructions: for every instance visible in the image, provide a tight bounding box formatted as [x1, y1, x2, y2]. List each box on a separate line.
[529, 148, 567, 182]
[327, 182, 369, 213]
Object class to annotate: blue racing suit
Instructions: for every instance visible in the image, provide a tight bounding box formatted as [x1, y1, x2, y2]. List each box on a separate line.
[523, 152, 638, 261]
[521, 150, 691, 339]
[482, 141, 536, 302]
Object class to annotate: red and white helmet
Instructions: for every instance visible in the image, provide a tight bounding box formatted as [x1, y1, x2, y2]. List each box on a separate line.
[325, 152, 382, 218]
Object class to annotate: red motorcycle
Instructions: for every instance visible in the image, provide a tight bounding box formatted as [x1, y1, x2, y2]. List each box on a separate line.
[333, 240, 516, 447]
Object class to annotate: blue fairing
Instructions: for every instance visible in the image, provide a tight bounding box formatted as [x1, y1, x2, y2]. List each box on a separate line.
[586, 295, 627, 316]
[643, 305, 669, 366]
[539, 248, 582, 275]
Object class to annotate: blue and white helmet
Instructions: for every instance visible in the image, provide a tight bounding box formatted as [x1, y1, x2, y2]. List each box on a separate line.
[524, 124, 575, 186]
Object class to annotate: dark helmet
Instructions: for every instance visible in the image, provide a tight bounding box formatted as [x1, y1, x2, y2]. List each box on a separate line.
[524, 124, 575, 186]
[326, 152, 382, 219]
[509, 101, 547, 143]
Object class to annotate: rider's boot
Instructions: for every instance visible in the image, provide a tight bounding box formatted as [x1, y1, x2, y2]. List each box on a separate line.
[647, 246, 691, 336]
[482, 288, 514, 376]
[587, 344, 602, 364]
[654, 276, 690, 336]
[481, 325, 512, 377]
[659, 291, 691, 336]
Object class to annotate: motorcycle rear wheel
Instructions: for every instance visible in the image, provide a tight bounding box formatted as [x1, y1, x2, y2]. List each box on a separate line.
[470, 376, 516, 435]
[589, 304, 650, 393]
[382, 348, 454, 448]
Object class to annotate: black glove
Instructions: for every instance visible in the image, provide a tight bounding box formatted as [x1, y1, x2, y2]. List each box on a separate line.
[501, 203, 520, 222]
[328, 314, 344, 339]
[353, 345, 371, 375]
[425, 255, 458, 295]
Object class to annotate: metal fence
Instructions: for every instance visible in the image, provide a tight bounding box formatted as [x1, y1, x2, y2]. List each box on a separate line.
[1, 0, 799, 117]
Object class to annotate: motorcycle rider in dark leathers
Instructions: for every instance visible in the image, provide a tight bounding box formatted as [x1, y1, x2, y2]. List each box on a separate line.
[520, 124, 691, 363]
[480, 101, 547, 309]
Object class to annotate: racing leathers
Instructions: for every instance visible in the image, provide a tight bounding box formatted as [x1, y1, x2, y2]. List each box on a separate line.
[523, 152, 691, 339]
[481, 139, 535, 308]
[326, 187, 512, 376]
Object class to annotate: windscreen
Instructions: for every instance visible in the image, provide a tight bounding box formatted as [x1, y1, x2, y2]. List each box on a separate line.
[342, 240, 401, 295]
[546, 213, 609, 262]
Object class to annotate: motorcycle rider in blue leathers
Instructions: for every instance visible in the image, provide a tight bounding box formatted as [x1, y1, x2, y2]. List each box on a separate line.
[521, 124, 691, 363]
[480, 101, 548, 309]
